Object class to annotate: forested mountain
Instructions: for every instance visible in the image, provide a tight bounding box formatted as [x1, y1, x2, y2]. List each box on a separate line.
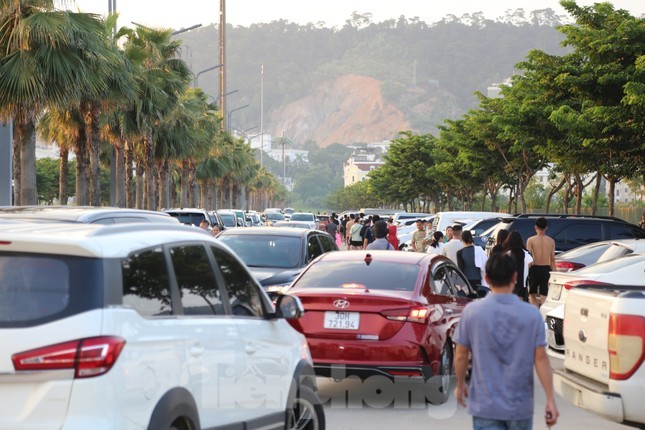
[179, 9, 568, 146]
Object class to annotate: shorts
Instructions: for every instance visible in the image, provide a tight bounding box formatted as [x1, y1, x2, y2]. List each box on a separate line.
[528, 265, 551, 296]
[350, 240, 363, 247]
[473, 417, 532, 430]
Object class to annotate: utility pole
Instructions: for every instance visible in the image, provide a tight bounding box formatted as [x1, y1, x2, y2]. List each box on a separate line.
[219, 0, 227, 132]
[282, 131, 286, 187]
[260, 64, 264, 167]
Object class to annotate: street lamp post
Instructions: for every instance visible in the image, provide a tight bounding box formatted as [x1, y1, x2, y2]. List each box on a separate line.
[194, 64, 223, 87]
[213, 89, 238, 106]
[227, 105, 250, 133]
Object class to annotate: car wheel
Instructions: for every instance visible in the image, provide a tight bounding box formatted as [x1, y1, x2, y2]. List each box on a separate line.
[426, 342, 453, 405]
[286, 385, 325, 430]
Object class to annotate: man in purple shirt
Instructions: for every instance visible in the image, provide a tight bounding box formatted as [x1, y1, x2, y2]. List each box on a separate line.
[454, 253, 559, 430]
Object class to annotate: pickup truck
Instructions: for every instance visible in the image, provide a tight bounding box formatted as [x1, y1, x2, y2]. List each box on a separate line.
[554, 285, 645, 429]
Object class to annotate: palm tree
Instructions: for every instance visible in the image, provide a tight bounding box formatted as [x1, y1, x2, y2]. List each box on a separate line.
[0, 1, 106, 205]
[122, 26, 191, 210]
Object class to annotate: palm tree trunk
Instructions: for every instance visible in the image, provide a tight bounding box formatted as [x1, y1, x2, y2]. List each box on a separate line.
[159, 159, 171, 210]
[115, 139, 126, 207]
[15, 118, 38, 205]
[135, 163, 144, 209]
[199, 180, 208, 209]
[144, 129, 156, 210]
[180, 162, 190, 207]
[125, 140, 134, 208]
[86, 102, 102, 206]
[75, 128, 89, 206]
[12, 124, 22, 205]
[59, 147, 69, 205]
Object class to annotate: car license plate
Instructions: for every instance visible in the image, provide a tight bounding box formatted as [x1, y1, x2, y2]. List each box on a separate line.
[324, 311, 359, 330]
[551, 284, 562, 301]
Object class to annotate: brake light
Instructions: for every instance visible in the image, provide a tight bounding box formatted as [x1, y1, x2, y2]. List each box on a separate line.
[381, 307, 429, 324]
[12, 336, 126, 379]
[608, 314, 645, 380]
[563, 280, 612, 291]
[555, 261, 585, 272]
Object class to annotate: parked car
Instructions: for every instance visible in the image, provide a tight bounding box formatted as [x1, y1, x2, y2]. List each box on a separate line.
[274, 221, 316, 229]
[432, 211, 507, 235]
[461, 217, 504, 249]
[0, 206, 179, 225]
[264, 211, 286, 226]
[541, 252, 645, 357]
[0, 222, 323, 429]
[215, 209, 240, 228]
[163, 207, 225, 229]
[554, 278, 645, 427]
[391, 212, 431, 225]
[285, 251, 477, 404]
[485, 214, 645, 255]
[218, 227, 339, 298]
[289, 212, 317, 229]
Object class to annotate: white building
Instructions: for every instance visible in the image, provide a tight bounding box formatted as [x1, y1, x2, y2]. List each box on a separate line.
[343, 141, 391, 187]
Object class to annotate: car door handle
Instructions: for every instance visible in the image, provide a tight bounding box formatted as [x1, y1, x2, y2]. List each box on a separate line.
[190, 345, 204, 357]
[445, 308, 453, 314]
[245, 344, 256, 355]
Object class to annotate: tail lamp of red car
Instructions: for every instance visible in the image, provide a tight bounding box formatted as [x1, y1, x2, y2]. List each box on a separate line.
[381, 307, 429, 324]
[555, 261, 585, 272]
[12, 336, 126, 379]
[608, 314, 645, 381]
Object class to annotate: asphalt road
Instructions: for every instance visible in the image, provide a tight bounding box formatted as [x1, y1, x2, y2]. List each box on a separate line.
[319, 358, 634, 430]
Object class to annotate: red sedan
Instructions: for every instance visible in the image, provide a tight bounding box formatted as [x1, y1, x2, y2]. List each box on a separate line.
[285, 250, 477, 404]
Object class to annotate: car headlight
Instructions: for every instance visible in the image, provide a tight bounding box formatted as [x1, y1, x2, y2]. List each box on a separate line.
[265, 284, 291, 296]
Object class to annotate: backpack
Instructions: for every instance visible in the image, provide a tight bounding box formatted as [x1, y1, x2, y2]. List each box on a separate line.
[350, 223, 363, 242]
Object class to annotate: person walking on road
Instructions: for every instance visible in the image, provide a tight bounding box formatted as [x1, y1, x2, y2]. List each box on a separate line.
[366, 221, 394, 250]
[503, 230, 533, 301]
[411, 219, 427, 253]
[441, 224, 464, 264]
[454, 252, 559, 430]
[457, 230, 488, 292]
[386, 217, 399, 250]
[426, 231, 444, 255]
[349, 216, 363, 250]
[526, 217, 556, 308]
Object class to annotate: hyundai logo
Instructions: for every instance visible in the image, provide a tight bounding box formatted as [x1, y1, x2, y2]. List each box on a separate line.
[333, 299, 350, 309]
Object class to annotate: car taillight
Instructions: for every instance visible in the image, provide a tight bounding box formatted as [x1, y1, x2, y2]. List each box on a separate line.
[609, 314, 645, 380]
[12, 336, 126, 379]
[381, 307, 429, 324]
[563, 280, 612, 290]
[555, 261, 585, 272]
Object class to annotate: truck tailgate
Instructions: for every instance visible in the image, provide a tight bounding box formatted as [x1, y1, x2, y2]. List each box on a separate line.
[563, 288, 612, 383]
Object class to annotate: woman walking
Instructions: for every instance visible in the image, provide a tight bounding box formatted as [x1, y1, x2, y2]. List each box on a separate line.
[502, 230, 533, 300]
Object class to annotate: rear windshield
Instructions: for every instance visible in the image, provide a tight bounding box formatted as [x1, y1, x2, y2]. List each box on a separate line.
[168, 212, 205, 226]
[292, 261, 420, 292]
[219, 213, 237, 227]
[218, 235, 302, 268]
[266, 213, 285, 221]
[576, 253, 645, 274]
[0, 253, 103, 327]
[291, 214, 314, 221]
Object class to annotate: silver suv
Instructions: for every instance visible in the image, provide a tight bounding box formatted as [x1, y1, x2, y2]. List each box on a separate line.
[0, 222, 323, 429]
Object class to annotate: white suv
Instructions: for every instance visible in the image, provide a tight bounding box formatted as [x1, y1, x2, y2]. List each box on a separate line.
[0, 222, 323, 430]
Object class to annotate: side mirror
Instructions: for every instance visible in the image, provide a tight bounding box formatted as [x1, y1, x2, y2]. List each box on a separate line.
[275, 294, 304, 319]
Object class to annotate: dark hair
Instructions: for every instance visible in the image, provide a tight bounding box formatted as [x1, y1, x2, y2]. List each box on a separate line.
[350, 214, 355, 220]
[372, 215, 381, 222]
[496, 229, 509, 246]
[503, 230, 525, 251]
[485, 253, 517, 287]
[535, 217, 548, 230]
[375, 221, 388, 238]
[430, 231, 444, 248]
[387, 217, 394, 223]
[452, 224, 463, 233]
[461, 230, 473, 244]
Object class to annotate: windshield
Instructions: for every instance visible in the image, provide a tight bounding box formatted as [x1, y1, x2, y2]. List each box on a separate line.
[218, 213, 237, 227]
[291, 213, 314, 221]
[169, 213, 205, 226]
[219, 235, 302, 268]
[292, 261, 420, 291]
[266, 213, 285, 221]
[575, 253, 645, 275]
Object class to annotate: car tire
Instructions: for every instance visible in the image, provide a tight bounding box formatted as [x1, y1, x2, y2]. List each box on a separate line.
[426, 342, 453, 405]
[286, 385, 325, 430]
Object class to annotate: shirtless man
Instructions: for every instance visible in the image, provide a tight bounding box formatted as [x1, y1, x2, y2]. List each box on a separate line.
[526, 217, 556, 307]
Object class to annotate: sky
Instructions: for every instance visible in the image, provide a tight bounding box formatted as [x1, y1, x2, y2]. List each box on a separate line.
[69, 0, 643, 31]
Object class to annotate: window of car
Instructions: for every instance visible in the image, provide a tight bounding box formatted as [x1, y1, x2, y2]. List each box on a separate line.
[219, 234, 302, 268]
[292, 261, 420, 291]
[0, 255, 73, 324]
[291, 213, 314, 222]
[318, 234, 337, 253]
[431, 266, 454, 296]
[210, 246, 264, 318]
[218, 213, 237, 227]
[552, 222, 602, 248]
[446, 267, 473, 297]
[169, 245, 224, 316]
[307, 235, 324, 262]
[609, 224, 645, 240]
[122, 247, 173, 317]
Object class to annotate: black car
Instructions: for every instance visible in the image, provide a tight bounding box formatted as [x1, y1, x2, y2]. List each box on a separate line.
[485, 214, 645, 254]
[218, 227, 339, 298]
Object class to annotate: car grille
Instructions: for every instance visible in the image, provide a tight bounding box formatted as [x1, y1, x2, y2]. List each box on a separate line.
[546, 316, 564, 347]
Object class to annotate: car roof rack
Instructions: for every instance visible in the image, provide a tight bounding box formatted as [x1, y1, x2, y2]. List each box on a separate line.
[514, 213, 626, 222]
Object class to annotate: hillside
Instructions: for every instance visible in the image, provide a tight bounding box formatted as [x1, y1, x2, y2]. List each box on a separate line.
[269, 75, 410, 146]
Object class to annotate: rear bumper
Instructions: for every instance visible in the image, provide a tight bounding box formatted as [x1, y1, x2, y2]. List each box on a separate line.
[554, 369, 624, 424]
[314, 363, 433, 380]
